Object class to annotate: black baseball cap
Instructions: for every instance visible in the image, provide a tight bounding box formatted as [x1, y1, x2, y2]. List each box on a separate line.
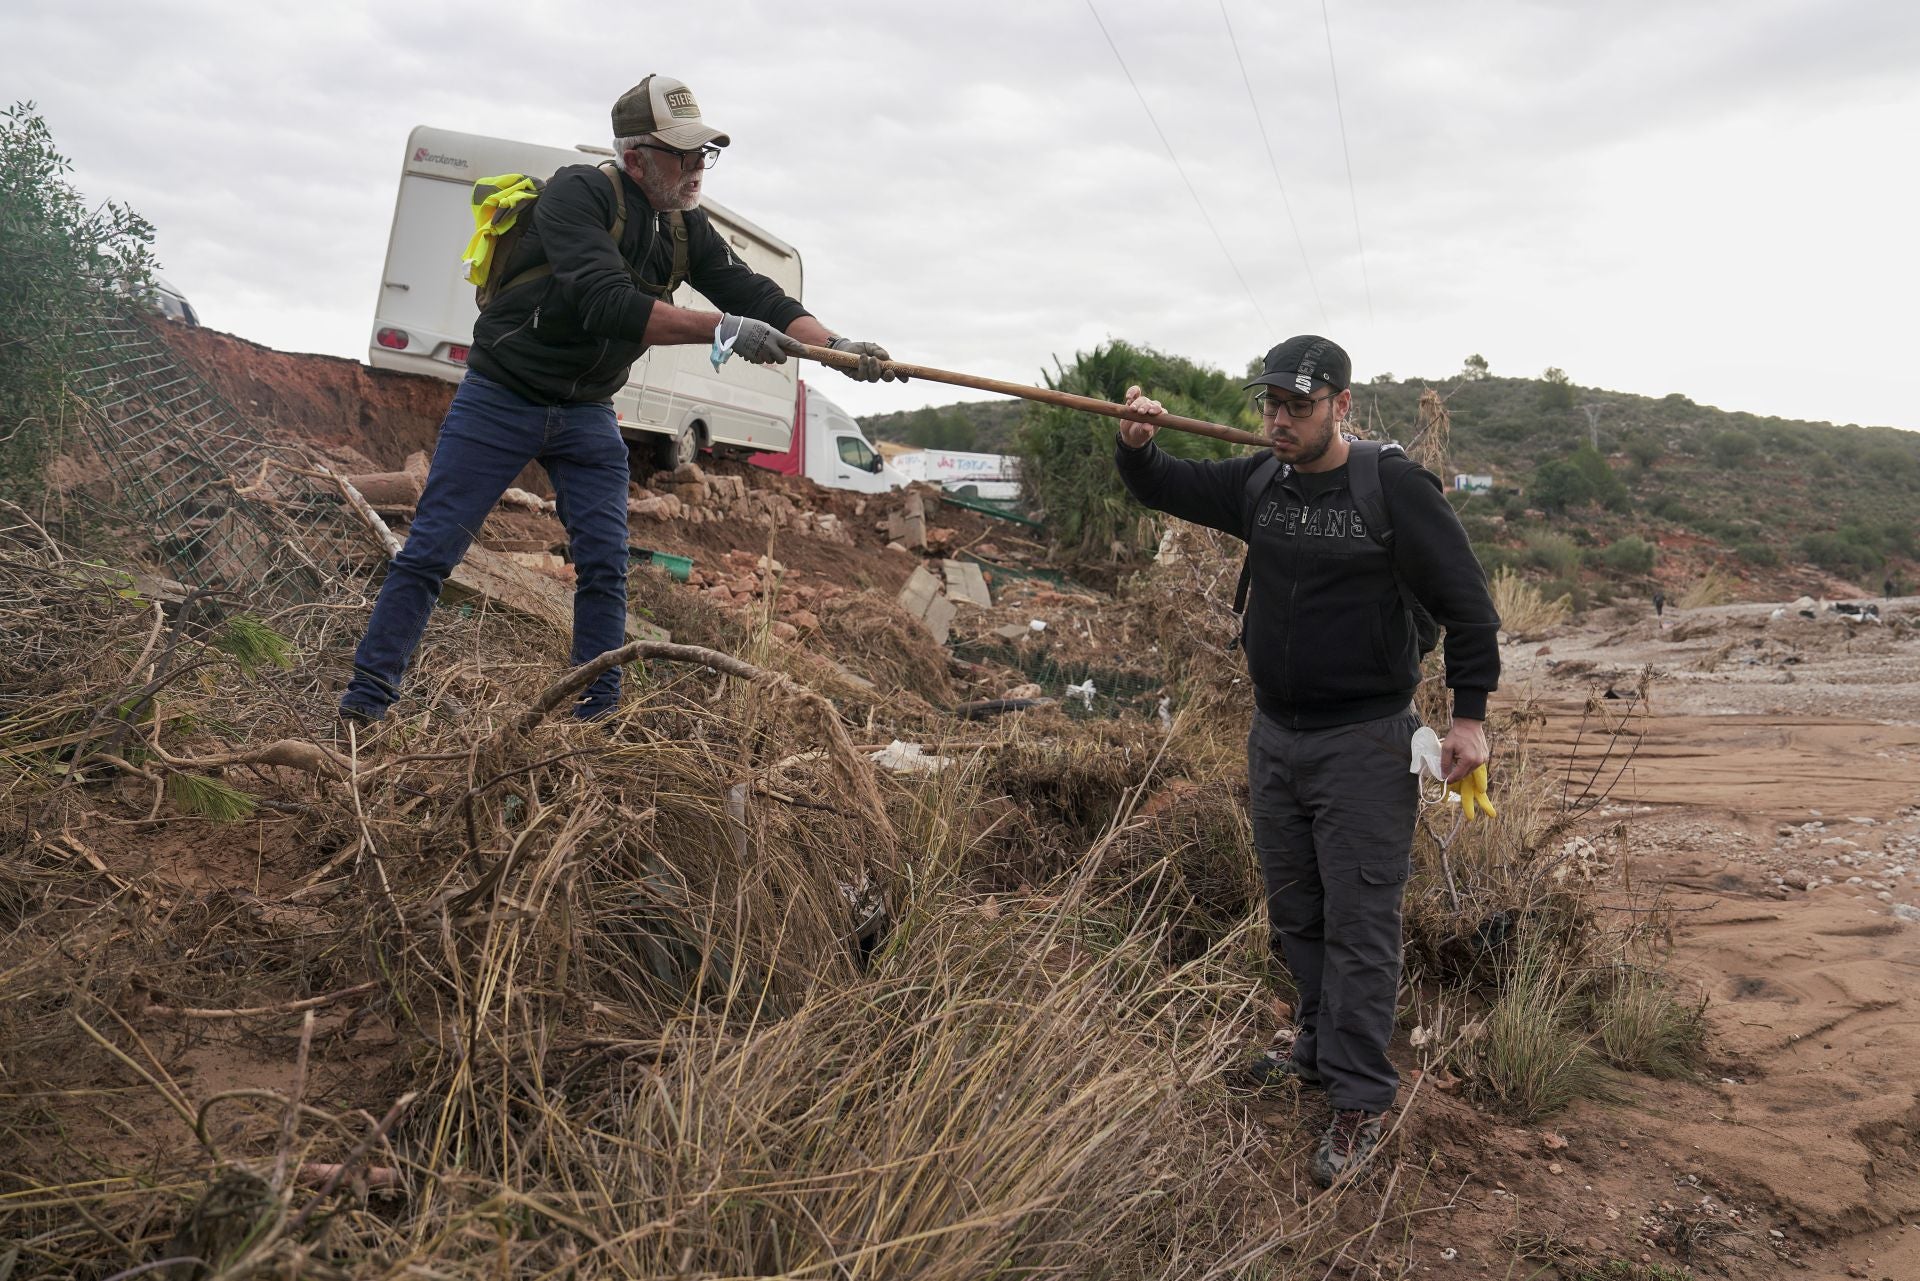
[1245, 335, 1351, 396]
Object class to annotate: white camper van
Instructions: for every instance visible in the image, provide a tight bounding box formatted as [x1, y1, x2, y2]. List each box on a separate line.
[369, 125, 803, 469]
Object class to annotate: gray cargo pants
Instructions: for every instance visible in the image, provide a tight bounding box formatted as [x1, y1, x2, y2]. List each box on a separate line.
[1248, 705, 1419, 1114]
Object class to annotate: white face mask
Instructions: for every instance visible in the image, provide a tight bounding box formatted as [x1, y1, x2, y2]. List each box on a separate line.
[1409, 725, 1444, 784]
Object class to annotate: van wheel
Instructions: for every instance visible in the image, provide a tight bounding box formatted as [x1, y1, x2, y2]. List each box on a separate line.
[653, 422, 697, 470]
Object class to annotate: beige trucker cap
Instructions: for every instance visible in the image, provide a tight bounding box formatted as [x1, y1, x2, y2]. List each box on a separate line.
[611, 75, 730, 149]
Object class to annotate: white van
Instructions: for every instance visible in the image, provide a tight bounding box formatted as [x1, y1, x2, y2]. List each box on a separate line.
[369, 125, 803, 469]
[886, 447, 1023, 502]
[748, 381, 910, 494]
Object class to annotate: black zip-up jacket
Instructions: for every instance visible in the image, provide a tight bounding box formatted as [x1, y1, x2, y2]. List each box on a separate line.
[1116, 437, 1501, 728]
[468, 163, 810, 405]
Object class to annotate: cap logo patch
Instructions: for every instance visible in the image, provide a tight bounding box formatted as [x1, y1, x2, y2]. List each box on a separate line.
[1295, 375, 1313, 393]
[664, 88, 700, 118]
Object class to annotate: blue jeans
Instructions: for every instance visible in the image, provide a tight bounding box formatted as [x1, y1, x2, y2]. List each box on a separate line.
[341, 371, 631, 720]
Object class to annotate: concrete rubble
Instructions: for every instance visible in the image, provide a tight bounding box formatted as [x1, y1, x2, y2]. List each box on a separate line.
[896, 558, 996, 644]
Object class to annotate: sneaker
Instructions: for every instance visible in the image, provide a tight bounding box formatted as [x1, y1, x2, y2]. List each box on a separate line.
[1311, 1110, 1384, 1187]
[1235, 1048, 1324, 1093]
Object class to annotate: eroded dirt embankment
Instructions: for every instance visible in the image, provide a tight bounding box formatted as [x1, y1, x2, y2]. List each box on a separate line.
[157, 324, 453, 470]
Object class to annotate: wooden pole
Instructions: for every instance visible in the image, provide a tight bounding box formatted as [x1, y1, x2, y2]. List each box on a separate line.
[784, 342, 1270, 450]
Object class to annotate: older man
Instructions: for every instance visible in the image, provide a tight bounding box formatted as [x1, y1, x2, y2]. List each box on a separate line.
[341, 75, 896, 724]
[1115, 335, 1500, 1185]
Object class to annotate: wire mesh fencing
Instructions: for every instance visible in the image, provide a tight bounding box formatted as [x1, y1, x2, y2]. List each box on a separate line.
[65, 305, 381, 607]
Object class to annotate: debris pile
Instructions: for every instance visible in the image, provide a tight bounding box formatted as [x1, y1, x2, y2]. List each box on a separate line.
[629, 462, 852, 542]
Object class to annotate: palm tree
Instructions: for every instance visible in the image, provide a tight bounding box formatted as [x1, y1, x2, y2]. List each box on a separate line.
[1018, 341, 1257, 560]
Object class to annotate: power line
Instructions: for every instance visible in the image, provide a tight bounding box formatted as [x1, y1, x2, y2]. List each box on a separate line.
[1319, 0, 1374, 325]
[1219, 0, 1328, 328]
[1084, 0, 1272, 332]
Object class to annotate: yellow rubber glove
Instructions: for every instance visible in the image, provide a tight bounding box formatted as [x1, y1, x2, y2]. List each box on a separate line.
[1456, 765, 1497, 822]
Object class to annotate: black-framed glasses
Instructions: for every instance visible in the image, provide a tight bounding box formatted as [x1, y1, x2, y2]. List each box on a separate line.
[631, 141, 722, 171]
[1252, 389, 1334, 420]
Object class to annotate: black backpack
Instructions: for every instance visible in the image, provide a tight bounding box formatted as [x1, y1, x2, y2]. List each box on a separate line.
[1230, 439, 1441, 656]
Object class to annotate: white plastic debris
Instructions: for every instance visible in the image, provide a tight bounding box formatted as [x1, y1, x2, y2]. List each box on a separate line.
[1065, 678, 1096, 710]
[1156, 695, 1173, 729]
[1028, 618, 1047, 632]
[868, 740, 952, 775]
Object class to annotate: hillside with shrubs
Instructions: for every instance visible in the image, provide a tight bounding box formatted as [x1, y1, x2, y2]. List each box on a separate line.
[873, 350, 1918, 606]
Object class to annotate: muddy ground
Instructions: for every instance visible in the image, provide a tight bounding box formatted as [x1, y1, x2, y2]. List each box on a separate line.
[1446, 601, 1920, 1280]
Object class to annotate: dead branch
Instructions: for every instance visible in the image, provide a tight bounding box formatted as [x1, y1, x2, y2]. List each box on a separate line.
[143, 980, 380, 1021]
[305, 460, 402, 559]
[152, 738, 352, 781]
[283, 1090, 418, 1236]
[0, 498, 64, 560]
[294, 1162, 402, 1191]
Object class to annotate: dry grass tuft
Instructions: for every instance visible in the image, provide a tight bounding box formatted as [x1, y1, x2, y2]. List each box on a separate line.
[1676, 567, 1738, 609]
[1491, 567, 1572, 639]
[1461, 925, 1605, 1121]
[1590, 967, 1708, 1079]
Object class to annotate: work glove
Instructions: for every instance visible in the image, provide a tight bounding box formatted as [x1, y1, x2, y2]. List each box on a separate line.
[828, 336, 906, 383]
[1455, 764, 1497, 822]
[712, 314, 798, 370]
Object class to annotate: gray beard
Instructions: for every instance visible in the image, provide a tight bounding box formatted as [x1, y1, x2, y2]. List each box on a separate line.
[636, 171, 700, 212]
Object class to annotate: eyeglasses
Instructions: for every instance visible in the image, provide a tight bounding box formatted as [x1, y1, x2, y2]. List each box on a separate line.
[1252, 389, 1335, 420]
[631, 141, 722, 171]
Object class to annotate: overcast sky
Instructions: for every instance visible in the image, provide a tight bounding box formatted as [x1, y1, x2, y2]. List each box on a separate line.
[10, 0, 1918, 430]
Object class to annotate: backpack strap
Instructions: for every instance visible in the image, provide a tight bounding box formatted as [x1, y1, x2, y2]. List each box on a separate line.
[1230, 454, 1283, 642]
[602, 166, 689, 299]
[491, 163, 632, 301]
[1347, 439, 1436, 647]
[665, 210, 689, 296]
[600, 162, 627, 243]
[638, 209, 689, 300]
[1345, 440, 1396, 548]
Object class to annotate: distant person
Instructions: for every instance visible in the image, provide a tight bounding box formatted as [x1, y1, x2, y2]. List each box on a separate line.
[1114, 335, 1500, 1186]
[1652, 589, 1666, 617]
[1886, 576, 1897, 600]
[340, 76, 898, 727]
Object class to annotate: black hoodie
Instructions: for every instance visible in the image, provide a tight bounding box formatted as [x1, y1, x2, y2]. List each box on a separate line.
[1116, 437, 1500, 727]
[468, 163, 810, 405]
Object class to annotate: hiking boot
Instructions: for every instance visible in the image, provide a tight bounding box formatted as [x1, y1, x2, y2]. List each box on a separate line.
[1233, 1048, 1325, 1094]
[333, 705, 386, 757]
[1311, 1109, 1384, 1187]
